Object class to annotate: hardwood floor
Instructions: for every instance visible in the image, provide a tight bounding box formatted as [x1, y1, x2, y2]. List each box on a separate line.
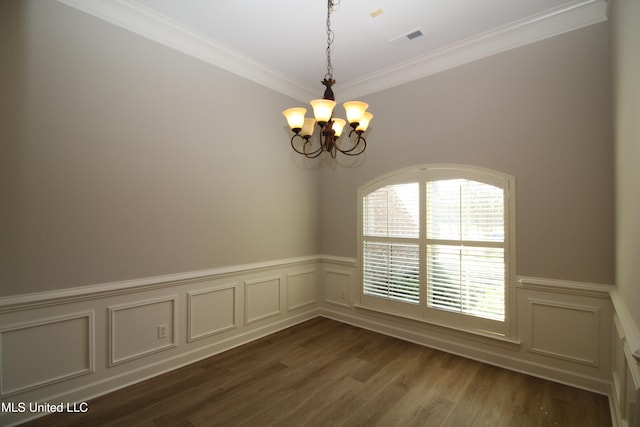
[23, 317, 611, 426]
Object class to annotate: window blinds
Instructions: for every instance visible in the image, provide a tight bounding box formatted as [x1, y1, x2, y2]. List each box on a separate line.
[363, 183, 420, 303]
[362, 178, 506, 322]
[426, 179, 505, 321]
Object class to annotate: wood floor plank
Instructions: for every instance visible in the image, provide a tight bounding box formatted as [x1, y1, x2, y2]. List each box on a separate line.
[22, 318, 611, 427]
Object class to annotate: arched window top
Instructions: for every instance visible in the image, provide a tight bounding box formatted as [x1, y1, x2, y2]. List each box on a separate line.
[360, 164, 513, 195]
[358, 164, 516, 338]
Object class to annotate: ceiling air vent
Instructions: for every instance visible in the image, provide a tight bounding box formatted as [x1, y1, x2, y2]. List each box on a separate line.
[389, 28, 424, 45]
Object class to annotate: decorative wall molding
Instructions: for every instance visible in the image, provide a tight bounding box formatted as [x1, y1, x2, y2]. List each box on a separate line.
[323, 268, 353, 308]
[55, 0, 608, 103]
[610, 287, 640, 366]
[320, 259, 614, 395]
[55, 0, 315, 102]
[244, 276, 283, 325]
[108, 296, 178, 366]
[0, 256, 320, 313]
[340, 0, 609, 99]
[0, 312, 94, 397]
[612, 315, 626, 422]
[611, 314, 640, 427]
[187, 284, 238, 342]
[286, 269, 318, 311]
[317, 255, 357, 267]
[0, 257, 622, 425]
[622, 345, 640, 425]
[528, 298, 599, 366]
[0, 258, 320, 426]
[517, 275, 613, 298]
[0, 310, 319, 427]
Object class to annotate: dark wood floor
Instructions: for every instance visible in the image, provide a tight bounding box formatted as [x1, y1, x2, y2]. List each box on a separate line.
[24, 317, 611, 426]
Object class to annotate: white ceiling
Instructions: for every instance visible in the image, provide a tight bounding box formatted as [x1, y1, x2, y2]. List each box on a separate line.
[57, 0, 608, 102]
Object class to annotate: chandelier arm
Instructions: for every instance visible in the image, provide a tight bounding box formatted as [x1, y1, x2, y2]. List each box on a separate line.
[341, 138, 367, 156]
[303, 136, 325, 158]
[304, 147, 325, 158]
[290, 134, 308, 156]
[334, 130, 367, 155]
[291, 134, 322, 158]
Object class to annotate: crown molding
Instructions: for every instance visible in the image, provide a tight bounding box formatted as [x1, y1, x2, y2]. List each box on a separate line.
[56, 0, 607, 102]
[55, 0, 317, 102]
[340, 0, 609, 99]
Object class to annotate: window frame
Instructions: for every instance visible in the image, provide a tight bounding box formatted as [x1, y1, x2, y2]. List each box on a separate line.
[357, 164, 516, 339]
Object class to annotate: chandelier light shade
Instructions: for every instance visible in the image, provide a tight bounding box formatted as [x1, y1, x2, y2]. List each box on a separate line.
[283, 0, 373, 159]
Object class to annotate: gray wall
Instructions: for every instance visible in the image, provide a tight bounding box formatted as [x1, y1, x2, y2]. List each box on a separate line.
[0, 1, 616, 297]
[611, 0, 640, 330]
[319, 23, 614, 285]
[0, 1, 320, 296]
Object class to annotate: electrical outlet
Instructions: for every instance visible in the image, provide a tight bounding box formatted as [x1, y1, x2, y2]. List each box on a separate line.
[157, 324, 167, 339]
[341, 290, 347, 300]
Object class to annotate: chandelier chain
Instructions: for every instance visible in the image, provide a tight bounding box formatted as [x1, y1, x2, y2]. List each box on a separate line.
[325, 0, 337, 80]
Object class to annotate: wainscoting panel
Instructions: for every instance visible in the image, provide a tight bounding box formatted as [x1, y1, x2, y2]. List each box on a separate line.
[287, 269, 317, 311]
[611, 313, 640, 427]
[108, 296, 178, 366]
[613, 315, 628, 415]
[528, 299, 599, 366]
[187, 284, 237, 342]
[0, 312, 94, 396]
[323, 268, 353, 307]
[0, 257, 320, 426]
[320, 260, 615, 396]
[624, 356, 639, 427]
[0, 256, 627, 426]
[244, 276, 282, 325]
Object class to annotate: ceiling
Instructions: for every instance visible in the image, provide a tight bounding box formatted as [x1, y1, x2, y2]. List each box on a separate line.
[57, 0, 608, 102]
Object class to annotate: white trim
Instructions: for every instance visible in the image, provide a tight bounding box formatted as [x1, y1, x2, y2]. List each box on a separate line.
[357, 164, 516, 338]
[0, 256, 320, 313]
[517, 276, 614, 298]
[528, 298, 600, 366]
[323, 268, 353, 308]
[108, 296, 178, 366]
[243, 275, 283, 325]
[610, 287, 640, 366]
[0, 312, 95, 397]
[317, 254, 357, 266]
[625, 345, 640, 389]
[286, 269, 319, 311]
[352, 303, 520, 345]
[187, 284, 238, 342]
[54, 0, 316, 102]
[339, 0, 609, 99]
[55, 0, 608, 102]
[1, 310, 320, 427]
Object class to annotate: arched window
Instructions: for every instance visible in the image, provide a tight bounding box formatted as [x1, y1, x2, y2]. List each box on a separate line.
[358, 164, 516, 337]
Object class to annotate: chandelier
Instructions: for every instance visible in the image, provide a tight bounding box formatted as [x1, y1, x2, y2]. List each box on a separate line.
[282, 0, 373, 159]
